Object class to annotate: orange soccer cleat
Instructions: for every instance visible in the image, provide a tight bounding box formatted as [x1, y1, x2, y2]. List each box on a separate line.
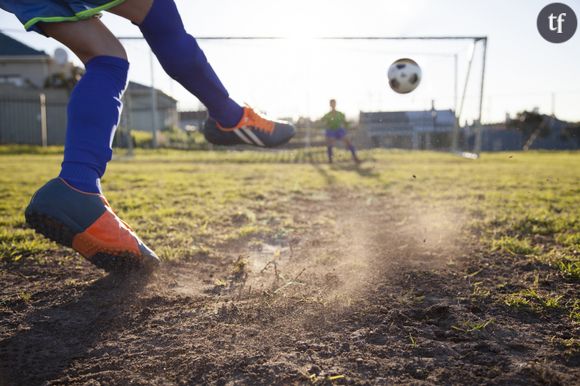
[203, 106, 296, 147]
[25, 178, 160, 272]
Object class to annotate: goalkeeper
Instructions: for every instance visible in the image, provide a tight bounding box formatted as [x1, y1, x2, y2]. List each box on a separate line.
[320, 99, 360, 164]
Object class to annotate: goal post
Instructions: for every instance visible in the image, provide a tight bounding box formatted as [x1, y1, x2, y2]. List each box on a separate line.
[119, 35, 488, 155]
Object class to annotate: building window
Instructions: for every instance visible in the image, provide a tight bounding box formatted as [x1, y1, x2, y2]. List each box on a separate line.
[0, 75, 24, 87]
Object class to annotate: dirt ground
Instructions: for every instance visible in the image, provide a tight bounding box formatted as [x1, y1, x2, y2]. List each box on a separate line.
[0, 189, 578, 385]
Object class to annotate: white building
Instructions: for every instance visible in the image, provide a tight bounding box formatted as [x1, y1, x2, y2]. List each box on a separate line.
[358, 109, 457, 150]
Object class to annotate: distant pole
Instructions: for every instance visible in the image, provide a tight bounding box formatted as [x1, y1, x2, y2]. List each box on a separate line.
[457, 42, 476, 125]
[123, 92, 134, 157]
[39, 93, 48, 147]
[149, 50, 159, 148]
[305, 121, 311, 148]
[551, 92, 556, 116]
[429, 99, 436, 150]
[454, 54, 459, 112]
[451, 54, 459, 152]
[474, 38, 488, 155]
[455, 45, 476, 152]
[305, 42, 312, 150]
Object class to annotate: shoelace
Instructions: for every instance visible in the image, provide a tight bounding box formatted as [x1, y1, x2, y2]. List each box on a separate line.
[244, 107, 275, 134]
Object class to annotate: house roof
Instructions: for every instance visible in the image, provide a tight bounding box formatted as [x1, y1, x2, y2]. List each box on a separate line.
[0, 32, 48, 57]
[127, 81, 177, 102]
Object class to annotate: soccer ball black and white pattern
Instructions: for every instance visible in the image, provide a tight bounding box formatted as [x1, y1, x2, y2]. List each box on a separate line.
[388, 58, 422, 94]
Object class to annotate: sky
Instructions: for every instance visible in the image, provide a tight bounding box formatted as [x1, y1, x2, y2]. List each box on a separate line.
[1, 0, 580, 123]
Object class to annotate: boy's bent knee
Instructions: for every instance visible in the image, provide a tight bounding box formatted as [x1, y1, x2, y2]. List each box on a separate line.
[78, 43, 127, 64]
[39, 19, 127, 64]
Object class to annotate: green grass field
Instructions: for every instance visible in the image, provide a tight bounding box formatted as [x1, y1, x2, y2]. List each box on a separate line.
[1, 147, 578, 383]
[2, 149, 579, 309]
[2, 150, 578, 255]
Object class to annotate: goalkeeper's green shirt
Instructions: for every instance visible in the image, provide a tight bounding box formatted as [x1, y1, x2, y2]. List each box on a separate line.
[321, 110, 347, 131]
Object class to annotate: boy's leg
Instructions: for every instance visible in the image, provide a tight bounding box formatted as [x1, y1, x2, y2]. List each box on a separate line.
[326, 136, 336, 163]
[343, 137, 360, 163]
[25, 19, 159, 272]
[109, 0, 239, 126]
[110, 0, 296, 148]
[41, 19, 127, 193]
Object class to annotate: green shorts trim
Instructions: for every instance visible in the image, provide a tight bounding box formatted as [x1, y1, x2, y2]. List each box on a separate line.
[23, 0, 126, 31]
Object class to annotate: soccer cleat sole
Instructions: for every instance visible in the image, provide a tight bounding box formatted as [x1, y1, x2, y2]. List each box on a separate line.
[25, 211, 154, 273]
[24, 211, 75, 248]
[90, 251, 153, 273]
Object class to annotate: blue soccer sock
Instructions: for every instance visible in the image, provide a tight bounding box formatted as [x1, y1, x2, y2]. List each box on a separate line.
[138, 0, 243, 128]
[327, 146, 333, 162]
[348, 144, 359, 161]
[59, 56, 129, 193]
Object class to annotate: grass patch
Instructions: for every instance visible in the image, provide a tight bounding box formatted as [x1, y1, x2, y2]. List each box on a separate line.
[492, 236, 541, 256]
[556, 232, 580, 249]
[504, 288, 563, 312]
[570, 300, 580, 323]
[0, 150, 577, 268]
[559, 259, 580, 280]
[452, 318, 495, 333]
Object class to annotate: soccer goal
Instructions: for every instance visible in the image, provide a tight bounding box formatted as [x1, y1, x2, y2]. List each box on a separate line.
[119, 35, 488, 154]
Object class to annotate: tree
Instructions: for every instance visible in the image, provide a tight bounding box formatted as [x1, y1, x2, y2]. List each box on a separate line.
[562, 123, 580, 146]
[44, 66, 83, 91]
[507, 111, 551, 150]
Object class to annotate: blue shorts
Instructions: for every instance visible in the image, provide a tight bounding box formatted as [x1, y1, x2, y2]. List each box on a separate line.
[325, 128, 347, 140]
[0, 0, 126, 35]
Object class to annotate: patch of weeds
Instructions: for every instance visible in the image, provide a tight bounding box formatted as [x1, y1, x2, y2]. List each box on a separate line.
[513, 215, 559, 236]
[237, 225, 264, 238]
[412, 294, 426, 304]
[543, 295, 563, 309]
[231, 209, 257, 225]
[550, 335, 580, 358]
[569, 300, 580, 323]
[213, 278, 227, 287]
[231, 256, 249, 279]
[306, 373, 346, 385]
[558, 259, 580, 280]
[559, 337, 579, 351]
[492, 236, 541, 256]
[409, 333, 418, 348]
[464, 268, 483, 279]
[64, 278, 79, 286]
[0, 229, 54, 263]
[452, 318, 495, 333]
[556, 232, 580, 248]
[471, 281, 491, 299]
[18, 291, 32, 304]
[156, 245, 210, 261]
[504, 288, 563, 312]
[504, 293, 532, 309]
[1, 243, 52, 263]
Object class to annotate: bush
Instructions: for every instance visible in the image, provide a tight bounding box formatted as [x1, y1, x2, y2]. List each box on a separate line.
[131, 130, 154, 148]
[158, 126, 210, 150]
[114, 127, 210, 150]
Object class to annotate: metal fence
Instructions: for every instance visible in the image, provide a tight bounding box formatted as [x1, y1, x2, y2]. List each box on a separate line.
[0, 86, 181, 146]
[0, 88, 68, 146]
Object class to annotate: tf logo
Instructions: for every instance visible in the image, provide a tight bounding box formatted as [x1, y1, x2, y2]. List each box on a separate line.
[537, 3, 577, 43]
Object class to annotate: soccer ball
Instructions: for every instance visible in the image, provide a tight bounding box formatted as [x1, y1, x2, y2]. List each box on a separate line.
[388, 58, 422, 94]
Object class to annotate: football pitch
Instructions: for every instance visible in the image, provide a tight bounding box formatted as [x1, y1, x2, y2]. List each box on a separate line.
[0, 148, 578, 384]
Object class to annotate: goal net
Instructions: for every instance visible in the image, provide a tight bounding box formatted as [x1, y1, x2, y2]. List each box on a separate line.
[120, 36, 488, 153]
